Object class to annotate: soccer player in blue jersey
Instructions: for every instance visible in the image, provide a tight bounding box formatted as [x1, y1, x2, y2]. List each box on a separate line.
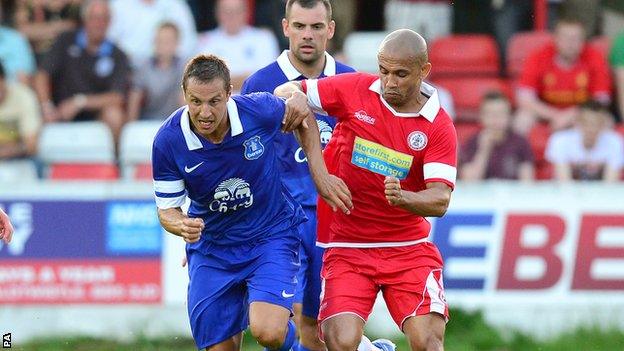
[241, 1, 355, 351]
[152, 54, 351, 351]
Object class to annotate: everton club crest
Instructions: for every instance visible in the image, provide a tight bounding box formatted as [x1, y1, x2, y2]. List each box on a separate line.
[243, 136, 265, 160]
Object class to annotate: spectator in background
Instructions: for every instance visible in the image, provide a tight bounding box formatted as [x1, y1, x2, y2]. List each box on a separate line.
[108, 0, 197, 66]
[515, 17, 612, 134]
[546, 101, 624, 182]
[13, 0, 81, 62]
[127, 22, 184, 121]
[196, 0, 279, 91]
[384, 0, 451, 42]
[461, 91, 534, 181]
[0, 61, 41, 161]
[610, 31, 624, 121]
[0, 4, 36, 85]
[34, 0, 130, 142]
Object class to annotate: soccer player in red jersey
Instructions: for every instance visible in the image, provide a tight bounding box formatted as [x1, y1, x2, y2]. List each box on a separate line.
[277, 29, 456, 351]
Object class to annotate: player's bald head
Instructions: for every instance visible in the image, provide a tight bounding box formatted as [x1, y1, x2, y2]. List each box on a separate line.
[378, 29, 428, 67]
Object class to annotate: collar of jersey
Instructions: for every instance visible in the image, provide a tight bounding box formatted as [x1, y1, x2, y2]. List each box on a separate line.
[368, 80, 440, 122]
[277, 50, 337, 81]
[180, 98, 243, 150]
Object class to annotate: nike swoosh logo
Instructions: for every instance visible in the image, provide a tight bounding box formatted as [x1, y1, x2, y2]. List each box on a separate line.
[184, 162, 204, 173]
[281, 290, 295, 298]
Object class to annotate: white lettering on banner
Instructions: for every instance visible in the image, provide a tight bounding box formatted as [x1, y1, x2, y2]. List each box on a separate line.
[59, 266, 115, 283]
[0, 203, 33, 256]
[0, 266, 36, 283]
[108, 204, 159, 227]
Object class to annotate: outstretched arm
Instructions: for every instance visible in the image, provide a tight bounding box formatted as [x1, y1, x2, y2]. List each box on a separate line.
[292, 102, 352, 215]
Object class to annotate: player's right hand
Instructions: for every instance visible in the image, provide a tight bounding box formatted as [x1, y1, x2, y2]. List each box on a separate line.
[282, 91, 311, 132]
[180, 217, 204, 243]
[317, 174, 353, 215]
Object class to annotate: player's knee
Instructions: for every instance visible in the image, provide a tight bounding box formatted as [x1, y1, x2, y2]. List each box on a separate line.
[323, 325, 360, 351]
[299, 317, 323, 350]
[250, 323, 287, 349]
[408, 332, 444, 351]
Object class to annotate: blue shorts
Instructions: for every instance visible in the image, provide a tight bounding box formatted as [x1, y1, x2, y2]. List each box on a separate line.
[186, 229, 300, 349]
[294, 206, 325, 318]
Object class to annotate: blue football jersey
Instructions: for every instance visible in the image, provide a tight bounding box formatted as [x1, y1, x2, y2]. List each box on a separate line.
[152, 92, 306, 249]
[241, 50, 355, 207]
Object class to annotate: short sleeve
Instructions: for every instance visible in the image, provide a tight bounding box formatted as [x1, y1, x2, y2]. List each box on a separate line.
[517, 49, 543, 91]
[609, 33, 624, 67]
[517, 135, 535, 164]
[109, 51, 131, 93]
[607, 134, 624, 169]
[40, 33, 70, 77]
[423, 121, 458, 189]
[152, 137, 187, 209]
[544, 132, 568, 164]
[16, 85, 42, 137]
[245, 92, 285, 132]
[302, 72, 359, 118]
[588, 49, 613, 98]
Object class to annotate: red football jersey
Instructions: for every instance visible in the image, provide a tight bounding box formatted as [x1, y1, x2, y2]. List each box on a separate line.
[303, 72, 457, 247]
[518, 43, 612, 108]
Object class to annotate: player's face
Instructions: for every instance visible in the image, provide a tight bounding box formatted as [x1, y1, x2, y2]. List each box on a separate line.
[283, 2, 335, 65]
[378, 53, 431, 107]
[184, 78, 232, 142]
[555, 23, 585, 61]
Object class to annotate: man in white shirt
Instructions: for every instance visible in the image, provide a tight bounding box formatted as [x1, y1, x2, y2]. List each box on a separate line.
[546, 100, 624, 181]
[196, 0, 279, 91]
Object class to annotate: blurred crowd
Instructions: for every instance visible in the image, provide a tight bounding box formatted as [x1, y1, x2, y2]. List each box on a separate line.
[0, 0, 623, 183]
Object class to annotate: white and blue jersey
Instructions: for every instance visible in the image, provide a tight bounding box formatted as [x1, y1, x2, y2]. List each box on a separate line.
[152, 92, 306, 349]
[241, 51, 354, 319]
[152, 92, 306, 249]
[241, 50, 355, 207]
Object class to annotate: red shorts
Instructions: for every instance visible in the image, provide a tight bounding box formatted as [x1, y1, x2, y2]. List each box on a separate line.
[318, 243, 449, 333]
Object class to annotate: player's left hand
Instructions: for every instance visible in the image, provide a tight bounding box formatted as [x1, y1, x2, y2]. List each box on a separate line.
[282, 91, 311, 132]
[384, 176, 404, 206]
[318, 174, 353, 215]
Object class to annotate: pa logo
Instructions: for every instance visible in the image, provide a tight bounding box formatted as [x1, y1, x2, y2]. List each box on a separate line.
[2, 333, 11, 348]
[243, 136, 265, 160]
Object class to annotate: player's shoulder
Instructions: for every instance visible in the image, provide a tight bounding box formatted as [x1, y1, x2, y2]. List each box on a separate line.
[154, 106, 185, 145]
[334, 61, 356, 74]
[243, 61, 283, 91]
[233, 92, 281, 112]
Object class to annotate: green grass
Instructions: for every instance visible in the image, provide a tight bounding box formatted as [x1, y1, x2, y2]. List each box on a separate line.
[15, 309, 624, 351]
